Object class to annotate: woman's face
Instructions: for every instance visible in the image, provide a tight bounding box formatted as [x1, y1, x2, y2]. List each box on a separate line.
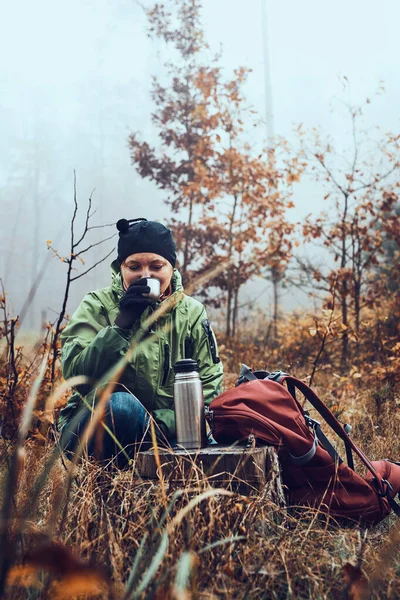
[120, 252, 174, 295]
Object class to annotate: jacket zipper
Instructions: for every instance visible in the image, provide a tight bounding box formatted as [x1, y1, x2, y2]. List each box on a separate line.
[162, 342, 170, 386]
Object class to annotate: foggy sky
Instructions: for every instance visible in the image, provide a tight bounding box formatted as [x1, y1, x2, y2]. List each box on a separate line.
[1, 0, 399, 330]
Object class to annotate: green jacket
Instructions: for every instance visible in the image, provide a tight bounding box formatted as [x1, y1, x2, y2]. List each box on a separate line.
[58, 262, 223, 438]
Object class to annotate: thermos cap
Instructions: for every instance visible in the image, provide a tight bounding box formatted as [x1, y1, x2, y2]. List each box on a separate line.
[173, 359, 199, 373]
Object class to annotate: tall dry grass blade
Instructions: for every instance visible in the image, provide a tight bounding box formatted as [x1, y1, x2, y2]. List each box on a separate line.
[79, 393, 132, 462]
[150, 418, 168, 510]
[124, 489, 189, 582]
[0, 349, 49, 595]
[55, 381, 125, 536]
[19, 376, 91, 521]
[174, 550, 194, 598]
[125, 488, 235, 598]
[147, 488, 201, 539]
[20, 383, 128, 524]
[184, 259, 232, 297]
[18, 350, 50, 441]
[53, 394, 135, 536]
[124, 490, 190, 598]
[198, 535, 246, 555]
[166, 489, 234, 535]
[129, 532, 169, 599]
[157, 490, 187, 529]
[123, 533, 149, 600]
[42, 375, 90, 421]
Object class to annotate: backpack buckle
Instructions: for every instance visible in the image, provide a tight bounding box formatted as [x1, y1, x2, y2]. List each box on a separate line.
[267, 370, 289, 383]
[382, 478, 394, 495]
[246, 433, 255, 448]
[305, 415, 321, 429]
[205, 407, 214, 431]
[371, 477, 393, 498]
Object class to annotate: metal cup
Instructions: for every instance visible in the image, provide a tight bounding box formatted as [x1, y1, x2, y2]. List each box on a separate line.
[142, 277, 161, 301]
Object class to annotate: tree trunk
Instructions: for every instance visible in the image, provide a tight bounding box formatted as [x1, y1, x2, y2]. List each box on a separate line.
[340, 192, 349, 370]
[340, 289, 349, 370]
[182, 194, 193, 281]
[232, 282, 240, 338]
[354, 280, 361, 334]
[272, 270, 279, 344]
[30, 158, 40, 330]
[225, 133, 239, 337]
[226, 281, 233, 338]
[351, 216, 362, 335]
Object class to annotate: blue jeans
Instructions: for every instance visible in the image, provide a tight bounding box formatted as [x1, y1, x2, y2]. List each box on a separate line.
[60, 392, 151, 467]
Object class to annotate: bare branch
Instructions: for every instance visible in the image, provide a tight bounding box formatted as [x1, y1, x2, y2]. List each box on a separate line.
[74, 233, 117, 258]
[73, 187, 96, 248]
[70, 249, 115, 282]
[50, 176, 110, 385]
[309, 286, 337, 386]
[314, 153, 346, 196]
[352, 164, 399, 193]
[70, 171, 78, 251]
[349, 108, 359, 193]
[87, 222, 116, 230]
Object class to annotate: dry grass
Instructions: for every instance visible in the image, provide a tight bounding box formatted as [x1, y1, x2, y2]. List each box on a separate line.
[2, 294, 400, 598]
[2, 378, 400, 600]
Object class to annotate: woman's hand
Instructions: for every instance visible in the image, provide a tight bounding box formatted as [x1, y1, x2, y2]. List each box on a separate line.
[114, 278, 154, 329]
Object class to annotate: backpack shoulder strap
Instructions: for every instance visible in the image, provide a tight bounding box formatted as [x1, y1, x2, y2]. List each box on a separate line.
[281, 376, 384, 490]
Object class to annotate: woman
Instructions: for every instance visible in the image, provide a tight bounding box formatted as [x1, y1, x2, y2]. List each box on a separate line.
[59, 218, 223, 464]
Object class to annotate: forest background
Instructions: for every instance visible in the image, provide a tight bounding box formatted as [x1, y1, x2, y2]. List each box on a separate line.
[2, 0, 400, 331]
[1, 0, 400, 598]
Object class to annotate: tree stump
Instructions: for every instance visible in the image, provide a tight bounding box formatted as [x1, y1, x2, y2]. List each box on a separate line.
[135, 444, 286, 502]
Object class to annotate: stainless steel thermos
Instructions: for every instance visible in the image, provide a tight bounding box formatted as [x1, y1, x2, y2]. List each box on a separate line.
[173, 359, 207, 449]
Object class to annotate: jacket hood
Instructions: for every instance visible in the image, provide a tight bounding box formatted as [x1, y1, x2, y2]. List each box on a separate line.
[110, 259, 183, 299]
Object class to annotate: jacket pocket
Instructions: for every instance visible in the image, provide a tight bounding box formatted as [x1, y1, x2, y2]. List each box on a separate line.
[161, 342, 170, 386]
[201, 319, 221, 364]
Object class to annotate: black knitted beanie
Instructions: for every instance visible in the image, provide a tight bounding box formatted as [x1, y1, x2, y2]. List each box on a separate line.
[116, 218, 177, 267]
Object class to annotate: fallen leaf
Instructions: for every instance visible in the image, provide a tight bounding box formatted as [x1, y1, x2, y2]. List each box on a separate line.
[50, 572, 109, 599]
[342, 563, 369, 600]
[6, 565, 41, 589]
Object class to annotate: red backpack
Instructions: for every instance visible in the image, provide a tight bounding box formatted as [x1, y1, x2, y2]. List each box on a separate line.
[208, 365, 400, 524]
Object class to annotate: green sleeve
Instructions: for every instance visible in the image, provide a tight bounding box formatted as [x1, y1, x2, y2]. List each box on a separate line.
[190, 306, 224, 406]
[61, 293, 131, 395]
